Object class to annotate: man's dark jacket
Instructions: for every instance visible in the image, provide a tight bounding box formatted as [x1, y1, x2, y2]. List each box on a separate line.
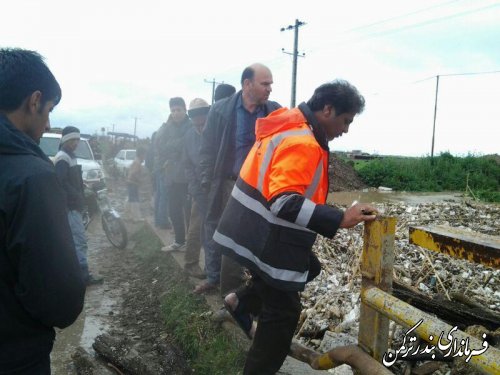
[155, 115, 192, 185]
[54, 149, 85, 212]
[0, 115, 85, 373]
[199, 91, 280, 232]
[183, 126, 203, 198]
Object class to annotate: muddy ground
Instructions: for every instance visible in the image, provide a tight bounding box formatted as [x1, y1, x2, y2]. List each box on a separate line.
[50, 175, 326, 375]
[51, 179, 191, 375]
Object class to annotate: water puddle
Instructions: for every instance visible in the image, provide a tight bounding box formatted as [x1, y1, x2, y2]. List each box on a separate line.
[50, 220, 122, 374]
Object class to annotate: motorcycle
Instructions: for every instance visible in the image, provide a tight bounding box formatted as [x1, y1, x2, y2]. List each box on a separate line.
[83, 181, 128, 249]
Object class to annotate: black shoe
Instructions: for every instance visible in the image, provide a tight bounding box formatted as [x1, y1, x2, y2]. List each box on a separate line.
[86, 274, 104, 286]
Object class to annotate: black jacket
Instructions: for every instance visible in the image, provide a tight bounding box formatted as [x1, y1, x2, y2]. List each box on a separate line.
[155, 115, 192, 185]
[183, 126, 203, 198]
[0, 115, 85, 372]
[199, 91, 281, 230]
[54, 149, 85, 211]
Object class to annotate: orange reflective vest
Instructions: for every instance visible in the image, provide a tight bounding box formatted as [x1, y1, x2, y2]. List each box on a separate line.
[214, 103, 344, 291]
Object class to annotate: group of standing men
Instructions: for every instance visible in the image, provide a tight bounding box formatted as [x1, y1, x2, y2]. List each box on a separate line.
[0, 46, 378, 375]
[148, 62, 378, 374]
[149, 63, 281, 297]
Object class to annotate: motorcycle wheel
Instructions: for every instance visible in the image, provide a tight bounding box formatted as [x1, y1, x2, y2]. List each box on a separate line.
[102, 213, 128, 249]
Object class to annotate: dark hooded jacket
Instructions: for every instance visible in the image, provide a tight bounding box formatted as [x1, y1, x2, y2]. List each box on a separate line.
[0, 114, 85, 372]
[199, 91, 281, 233]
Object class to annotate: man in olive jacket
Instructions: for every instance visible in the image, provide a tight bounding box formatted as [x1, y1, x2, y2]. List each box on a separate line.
[0, 48, 85, 374]
[156, 97, 192, 250]
[197, 63, 281, 295]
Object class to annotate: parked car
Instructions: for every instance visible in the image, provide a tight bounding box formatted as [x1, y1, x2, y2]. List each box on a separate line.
[113, 149, 137, 176]
[39, 133, 105, 186]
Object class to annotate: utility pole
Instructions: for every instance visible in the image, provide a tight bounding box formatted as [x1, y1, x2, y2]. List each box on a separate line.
[133, 117, 139, 146]
[431, 75, 440, 161]
[281, 19, 306, 108]
[204, 78, 225, 104]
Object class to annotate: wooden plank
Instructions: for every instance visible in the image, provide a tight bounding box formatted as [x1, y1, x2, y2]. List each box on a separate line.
[392, 280, 500, 331]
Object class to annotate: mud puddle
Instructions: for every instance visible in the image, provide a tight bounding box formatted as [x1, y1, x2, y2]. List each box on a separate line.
[50, 176, 188, 375]
[51, 218, 124, 374]
[328, 189, 464, 206]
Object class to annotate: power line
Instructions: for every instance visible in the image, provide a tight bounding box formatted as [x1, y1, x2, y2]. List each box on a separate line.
[307, 2, 499, 54]
[412, 69, 500, 84]
[345, 0, 462, 34]
[364, 3, 500, 39]
[367, 69, 500, 97]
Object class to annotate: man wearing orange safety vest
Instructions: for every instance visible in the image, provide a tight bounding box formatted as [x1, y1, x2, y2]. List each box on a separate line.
[213, 80, 378, 374]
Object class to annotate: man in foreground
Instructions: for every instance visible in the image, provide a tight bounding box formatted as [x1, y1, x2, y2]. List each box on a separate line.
[213, 80, 377, 374]
[0, 48, 85, 374]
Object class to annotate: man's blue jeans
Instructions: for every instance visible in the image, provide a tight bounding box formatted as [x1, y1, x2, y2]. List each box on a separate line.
[67, 210, 89, 281]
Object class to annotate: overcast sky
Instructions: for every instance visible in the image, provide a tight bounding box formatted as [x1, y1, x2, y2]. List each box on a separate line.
[2, 0, 499, 156]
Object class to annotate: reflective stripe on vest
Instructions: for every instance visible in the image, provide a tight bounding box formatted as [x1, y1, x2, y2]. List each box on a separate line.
[213, 230, 309, 284]
[305, 159, 323, 199]
[256, 128, 313, 193]
[232, 184, 313, 233]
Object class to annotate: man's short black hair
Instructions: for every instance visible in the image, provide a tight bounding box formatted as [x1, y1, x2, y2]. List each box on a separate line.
[307, 80, 365, 115]
[0, 48, 61, 112]
[169, 97, 186, 109]
[240, 66, 255, 86]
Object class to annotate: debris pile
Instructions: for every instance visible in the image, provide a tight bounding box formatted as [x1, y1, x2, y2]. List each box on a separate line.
[297, 200, 500, 373]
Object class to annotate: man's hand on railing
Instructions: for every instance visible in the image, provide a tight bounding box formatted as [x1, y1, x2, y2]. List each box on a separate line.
[340, 203, 378, 228]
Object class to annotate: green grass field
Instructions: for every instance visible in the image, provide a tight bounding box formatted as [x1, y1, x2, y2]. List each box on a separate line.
[355, 153, 500, 202]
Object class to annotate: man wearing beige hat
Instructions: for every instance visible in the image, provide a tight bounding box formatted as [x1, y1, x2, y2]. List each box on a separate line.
[182, 98, 211, 278]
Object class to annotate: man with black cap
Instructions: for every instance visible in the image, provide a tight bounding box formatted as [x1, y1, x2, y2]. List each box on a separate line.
[214, 83, 236, 103]
[54, 126, 103, 286]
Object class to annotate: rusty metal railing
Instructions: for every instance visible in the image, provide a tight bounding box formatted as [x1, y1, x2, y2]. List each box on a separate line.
[290, 217, 499, 374]
[359, 217, 500, 374]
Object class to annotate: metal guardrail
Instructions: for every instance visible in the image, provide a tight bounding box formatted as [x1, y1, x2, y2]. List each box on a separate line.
[359, 217, 500, 374]
[409, 225, 500, 269]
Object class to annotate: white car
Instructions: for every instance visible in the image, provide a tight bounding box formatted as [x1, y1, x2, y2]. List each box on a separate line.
[39, 133, 105, 186]
[113, 149, 137, 176]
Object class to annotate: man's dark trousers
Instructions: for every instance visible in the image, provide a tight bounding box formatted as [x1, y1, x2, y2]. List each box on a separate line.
[168, 182, 188, 244]
[236, 274, 301, 375]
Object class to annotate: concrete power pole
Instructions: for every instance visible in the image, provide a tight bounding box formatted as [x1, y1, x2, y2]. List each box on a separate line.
[431, 75, 440, 161]
[281, 19, 306, 108]
[133, 117, 139, 146]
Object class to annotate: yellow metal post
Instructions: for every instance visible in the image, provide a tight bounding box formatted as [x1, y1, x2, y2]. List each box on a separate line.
[358, 217, 397, 361]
